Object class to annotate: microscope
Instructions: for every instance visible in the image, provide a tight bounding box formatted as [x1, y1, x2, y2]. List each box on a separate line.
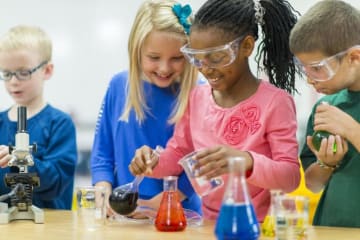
[0, 106, 44, 224]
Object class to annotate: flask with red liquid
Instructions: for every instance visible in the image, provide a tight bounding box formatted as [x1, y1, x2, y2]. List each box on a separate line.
[215, 157, 260, 240]
[155, 176, 187, 231]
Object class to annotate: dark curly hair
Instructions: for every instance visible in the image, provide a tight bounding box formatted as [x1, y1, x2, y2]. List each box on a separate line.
[192, 0, 301, 94]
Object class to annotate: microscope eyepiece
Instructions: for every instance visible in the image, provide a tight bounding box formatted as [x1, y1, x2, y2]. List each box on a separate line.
[17, 106, 27, 133]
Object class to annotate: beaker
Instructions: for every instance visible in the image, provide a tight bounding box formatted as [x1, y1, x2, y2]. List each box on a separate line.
[178, 151, 223, 197]
[215, 157, 260, 240]
[274, 195, 309, 240]
[155, 176, 187, 231]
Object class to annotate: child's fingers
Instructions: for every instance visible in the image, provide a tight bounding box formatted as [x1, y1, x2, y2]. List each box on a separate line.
[326, 135, 336, 154]
[144, 153, 153, 174]
[306, 136, 316, 153]
[0, 145, 9, 158]
[145, 146, 163, 174]
[129, 156, 147, 175]
[0, 154, 11, 168]
[342, 137, 349, 153]
[334, 135, 348, 155]
[127, 211, 149, 219]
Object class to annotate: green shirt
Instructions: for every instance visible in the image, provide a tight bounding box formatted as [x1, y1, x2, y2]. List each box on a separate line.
[300, 89, 360, 227]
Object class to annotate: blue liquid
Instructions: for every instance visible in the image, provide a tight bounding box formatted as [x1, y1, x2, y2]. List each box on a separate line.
[215, 203, 260, 240]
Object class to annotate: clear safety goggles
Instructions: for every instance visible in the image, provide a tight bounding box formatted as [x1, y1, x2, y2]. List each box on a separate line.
[295, 45, 360, 82]
[180, 36, 244, 68]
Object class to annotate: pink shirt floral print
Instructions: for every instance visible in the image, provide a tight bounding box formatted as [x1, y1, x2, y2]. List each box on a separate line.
[223, 105, 262, 145]
[152, 80, 300, 221]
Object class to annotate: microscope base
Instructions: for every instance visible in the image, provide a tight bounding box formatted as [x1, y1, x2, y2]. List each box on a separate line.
[0, 203, 44, 224]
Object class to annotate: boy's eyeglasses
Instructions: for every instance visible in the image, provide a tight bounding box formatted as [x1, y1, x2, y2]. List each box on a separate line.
[0, 61, 48, 81]
[295, 45, 360, 82]
[180, 36, 244, 68]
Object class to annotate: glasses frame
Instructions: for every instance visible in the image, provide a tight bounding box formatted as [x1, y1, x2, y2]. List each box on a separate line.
[180, 36, 244, 68]
[0, 61, 49, 81]
[295, 45, 360, 82]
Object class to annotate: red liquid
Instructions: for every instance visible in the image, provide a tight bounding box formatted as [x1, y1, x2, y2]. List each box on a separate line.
[155, 190, 187, 231]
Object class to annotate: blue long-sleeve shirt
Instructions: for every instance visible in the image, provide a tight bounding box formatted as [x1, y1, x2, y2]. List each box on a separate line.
[0, 104, 77, 209]
[91, 71, 201, 214]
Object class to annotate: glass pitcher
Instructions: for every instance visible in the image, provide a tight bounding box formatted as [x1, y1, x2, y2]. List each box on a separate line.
[215, 157, 260, 240]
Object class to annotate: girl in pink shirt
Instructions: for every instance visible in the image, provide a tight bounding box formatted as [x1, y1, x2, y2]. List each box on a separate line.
[130, 0, 301, 221]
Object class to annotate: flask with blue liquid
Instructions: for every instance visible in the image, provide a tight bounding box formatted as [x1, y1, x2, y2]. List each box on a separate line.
[215, 157, 260, 240]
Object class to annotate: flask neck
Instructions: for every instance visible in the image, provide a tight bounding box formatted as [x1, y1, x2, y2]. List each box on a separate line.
[223, 157, 250, 204]
[163, 176, 178, 192]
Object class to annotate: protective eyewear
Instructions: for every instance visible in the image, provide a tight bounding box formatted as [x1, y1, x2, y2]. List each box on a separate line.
[180, 36, 243, 68]
[0, 61, 48, 81]
[295, 45, 360, 82]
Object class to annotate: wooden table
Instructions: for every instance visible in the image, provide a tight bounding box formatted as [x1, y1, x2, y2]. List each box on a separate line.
[0, 210, 359, 240]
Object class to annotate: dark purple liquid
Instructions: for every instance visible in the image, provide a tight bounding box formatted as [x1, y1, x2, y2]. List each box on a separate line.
[109, 189, 138, 215]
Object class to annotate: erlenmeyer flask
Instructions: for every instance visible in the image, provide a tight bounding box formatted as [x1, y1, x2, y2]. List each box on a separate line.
[215, 157, 260, 240]
[155, 176, 187, 231]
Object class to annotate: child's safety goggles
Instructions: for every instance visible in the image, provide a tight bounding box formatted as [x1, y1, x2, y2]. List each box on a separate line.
[295, 45, 360, 82]
[180, 36, 244, 69]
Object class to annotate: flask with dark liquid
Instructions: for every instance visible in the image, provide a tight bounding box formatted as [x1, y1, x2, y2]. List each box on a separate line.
[311, 101, 337, 153]
[108, 176, 143, 215]
[108, 146, 164, 216]
[215, 157, 260, 240]
[155, 176, 187, 231]
[312, 131, 337, 152]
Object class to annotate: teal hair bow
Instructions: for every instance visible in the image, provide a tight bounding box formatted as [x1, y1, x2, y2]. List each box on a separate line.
[172, 4, 192, 35]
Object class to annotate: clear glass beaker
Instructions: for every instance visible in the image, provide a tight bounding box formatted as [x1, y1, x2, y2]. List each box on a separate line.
[215, 157, 260, 240]
[274, 195, 309, 240]
[155, 176, 187, 231]
[178, 151, 223, 197]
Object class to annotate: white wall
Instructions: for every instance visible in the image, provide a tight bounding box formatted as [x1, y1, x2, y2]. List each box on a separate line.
[0, 0, 359, 150]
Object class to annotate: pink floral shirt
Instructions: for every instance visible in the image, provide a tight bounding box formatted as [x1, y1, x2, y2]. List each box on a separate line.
[152, 81, 300, 221]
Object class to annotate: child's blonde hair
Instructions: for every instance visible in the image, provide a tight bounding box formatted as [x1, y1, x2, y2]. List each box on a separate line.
[0, 25, 52, 62]
[120, 0, 198, 124]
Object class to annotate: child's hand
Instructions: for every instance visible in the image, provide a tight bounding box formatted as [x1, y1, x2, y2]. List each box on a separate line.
[129, 145, 159, 175]
[94, 181, 113, 217]
[306, 135, 348, 167]
[136, 192, 163, 212]
[125, 192, 164, 220]
[0, 145, 11, 168]
[314, 104, 355, 140]
[193, 145, 253, 179]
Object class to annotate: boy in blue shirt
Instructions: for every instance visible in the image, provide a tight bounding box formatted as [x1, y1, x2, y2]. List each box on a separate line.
[0, 25, 77, 209]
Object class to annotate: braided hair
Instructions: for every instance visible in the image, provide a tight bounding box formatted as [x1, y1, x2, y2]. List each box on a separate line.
[193, 0, 300, 94]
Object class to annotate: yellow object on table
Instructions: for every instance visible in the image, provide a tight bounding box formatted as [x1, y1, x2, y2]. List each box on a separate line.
[288, 161, 322, 223]
[262, 214, 275, 237]
[261, 160, 322, 237]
